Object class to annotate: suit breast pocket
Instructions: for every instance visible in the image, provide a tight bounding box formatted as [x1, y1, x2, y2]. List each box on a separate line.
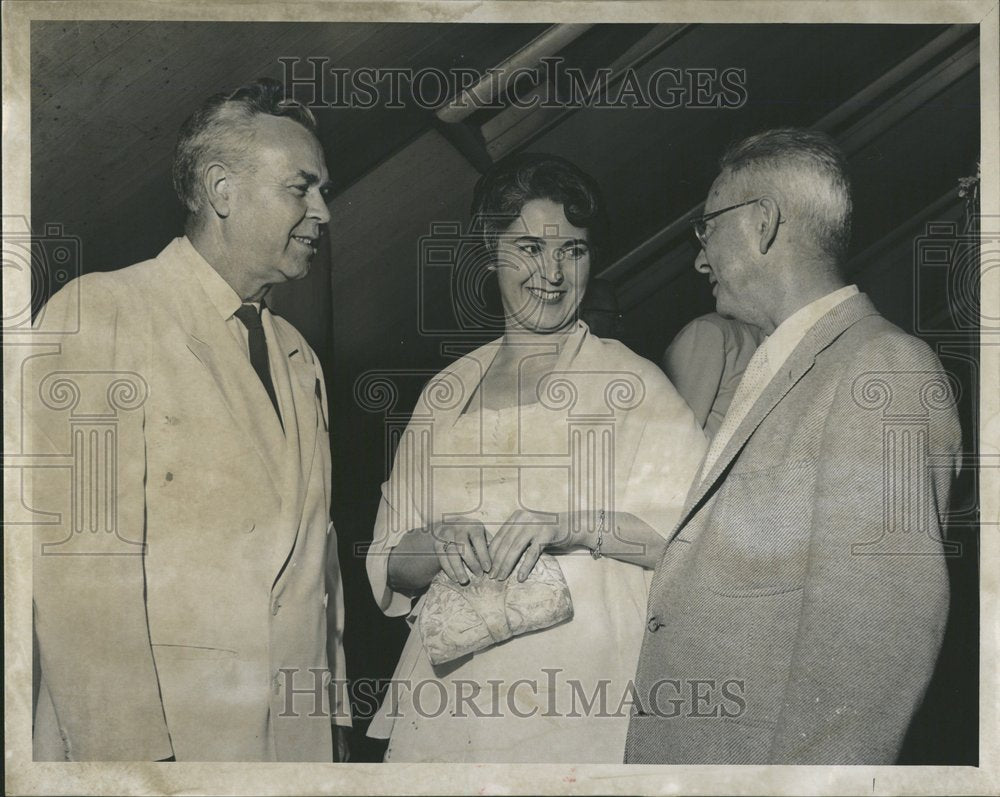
[701, 459, 817, 597]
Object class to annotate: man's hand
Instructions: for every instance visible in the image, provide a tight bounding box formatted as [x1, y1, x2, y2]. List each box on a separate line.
[334, 725, 351, 762]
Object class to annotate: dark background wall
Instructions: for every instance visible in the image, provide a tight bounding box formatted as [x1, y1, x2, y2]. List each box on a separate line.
[31, 21, 980, 763]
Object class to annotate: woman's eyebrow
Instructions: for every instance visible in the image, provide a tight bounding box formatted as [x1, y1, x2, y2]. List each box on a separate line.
[509, 235, 588, 247]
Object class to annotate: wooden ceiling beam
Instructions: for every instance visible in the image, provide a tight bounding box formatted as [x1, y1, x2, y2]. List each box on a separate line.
[482, 23, 692, 162]
[435, 24, 594, 125]
[431, 23, 593, 172]
[431, 23, 694, 175]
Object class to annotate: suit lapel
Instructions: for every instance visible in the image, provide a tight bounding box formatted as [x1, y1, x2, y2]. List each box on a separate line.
[670, 293, 881, 542]
[676, 352, 815, 533]
[183, 327, 287, 497]
[164, 243, 287, 497]
[261, 312, 330, 584]
[267, 317, 320, 501]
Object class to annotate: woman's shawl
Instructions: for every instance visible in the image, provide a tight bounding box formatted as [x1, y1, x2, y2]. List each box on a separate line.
[366, 321, 708, 617]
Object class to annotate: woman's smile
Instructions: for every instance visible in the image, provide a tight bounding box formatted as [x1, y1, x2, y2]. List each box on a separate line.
[526, 285, 566, 303]
[496, 198, 590, 333]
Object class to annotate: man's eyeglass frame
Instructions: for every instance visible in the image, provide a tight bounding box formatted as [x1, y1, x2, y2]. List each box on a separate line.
[690, 198, 763, 249]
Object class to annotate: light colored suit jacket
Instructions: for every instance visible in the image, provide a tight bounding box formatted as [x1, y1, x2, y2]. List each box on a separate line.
[29, 237, 348, 761]
[625, 293, 960, 764]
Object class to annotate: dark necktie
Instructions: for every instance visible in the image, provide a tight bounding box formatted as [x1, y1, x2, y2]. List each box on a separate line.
[233, 303, 283, 428]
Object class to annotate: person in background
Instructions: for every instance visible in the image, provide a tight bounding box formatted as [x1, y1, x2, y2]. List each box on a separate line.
[662, 312, 764, 438]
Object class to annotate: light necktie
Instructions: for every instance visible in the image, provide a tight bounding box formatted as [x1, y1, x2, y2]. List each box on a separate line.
[699, 343, 771, 481]
[233, 303, 283, 429]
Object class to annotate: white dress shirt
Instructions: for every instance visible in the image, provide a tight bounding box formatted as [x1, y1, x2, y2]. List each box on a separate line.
[700, 284, 859, 479]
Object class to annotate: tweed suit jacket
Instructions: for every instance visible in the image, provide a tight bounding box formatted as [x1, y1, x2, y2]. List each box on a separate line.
[624, 293, 960, 764]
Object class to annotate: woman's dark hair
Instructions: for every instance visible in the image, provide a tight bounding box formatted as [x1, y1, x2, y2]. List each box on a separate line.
[470, 153, 608, 264]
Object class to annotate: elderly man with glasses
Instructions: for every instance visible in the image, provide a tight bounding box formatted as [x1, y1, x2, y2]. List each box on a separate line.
[625, 128, 960, 764]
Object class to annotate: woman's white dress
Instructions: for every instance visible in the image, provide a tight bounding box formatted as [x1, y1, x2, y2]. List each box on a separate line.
[366, 322, 707, 762]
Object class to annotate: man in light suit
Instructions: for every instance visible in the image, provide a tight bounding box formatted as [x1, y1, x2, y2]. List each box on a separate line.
[625, 128, 960, 764]
[30, 79, 350, 761]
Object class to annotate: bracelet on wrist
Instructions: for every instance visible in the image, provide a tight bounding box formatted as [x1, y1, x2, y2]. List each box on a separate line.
[590, 509, 606, 560]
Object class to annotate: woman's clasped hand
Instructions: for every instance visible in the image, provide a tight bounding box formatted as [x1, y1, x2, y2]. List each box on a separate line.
[431, 509, 591, 585]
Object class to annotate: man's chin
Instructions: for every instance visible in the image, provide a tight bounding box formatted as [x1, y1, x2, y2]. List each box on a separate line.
[715, 301, 751, 325]
[280, 260, 313, 281]
[715, 296, 736, 320]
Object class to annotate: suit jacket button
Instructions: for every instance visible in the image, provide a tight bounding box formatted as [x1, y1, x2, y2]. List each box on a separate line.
[647, 615, 663, 632]
[272, 599, 281, 616]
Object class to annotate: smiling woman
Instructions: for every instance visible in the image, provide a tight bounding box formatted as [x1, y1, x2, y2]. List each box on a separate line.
[476, 153, 605, 336]
[494, 197, 590, 334]
[364, 153, 708, 762]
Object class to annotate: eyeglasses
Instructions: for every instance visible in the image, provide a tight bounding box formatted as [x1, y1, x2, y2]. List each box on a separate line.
[690, 198, 763, 249]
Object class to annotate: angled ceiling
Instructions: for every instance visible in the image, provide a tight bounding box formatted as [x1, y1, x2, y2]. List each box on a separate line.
[31, 21, 548, 248]
[31, 21, 979, 363]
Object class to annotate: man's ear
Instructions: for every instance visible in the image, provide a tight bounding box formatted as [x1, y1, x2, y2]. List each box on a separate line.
[203, 162, 232, 218]
[757, 196, 781, 254]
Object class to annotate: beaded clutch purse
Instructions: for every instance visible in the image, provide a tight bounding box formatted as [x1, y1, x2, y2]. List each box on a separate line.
[417, 553, 574, 665]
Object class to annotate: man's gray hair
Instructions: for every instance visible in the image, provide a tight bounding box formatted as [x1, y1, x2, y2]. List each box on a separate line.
[172, 78, 318, 214]
[719, 128, 852, 261]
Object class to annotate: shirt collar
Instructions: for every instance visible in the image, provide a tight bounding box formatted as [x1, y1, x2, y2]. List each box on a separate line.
[179, 236, 245, 321]
[761, 284, 859, 376]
